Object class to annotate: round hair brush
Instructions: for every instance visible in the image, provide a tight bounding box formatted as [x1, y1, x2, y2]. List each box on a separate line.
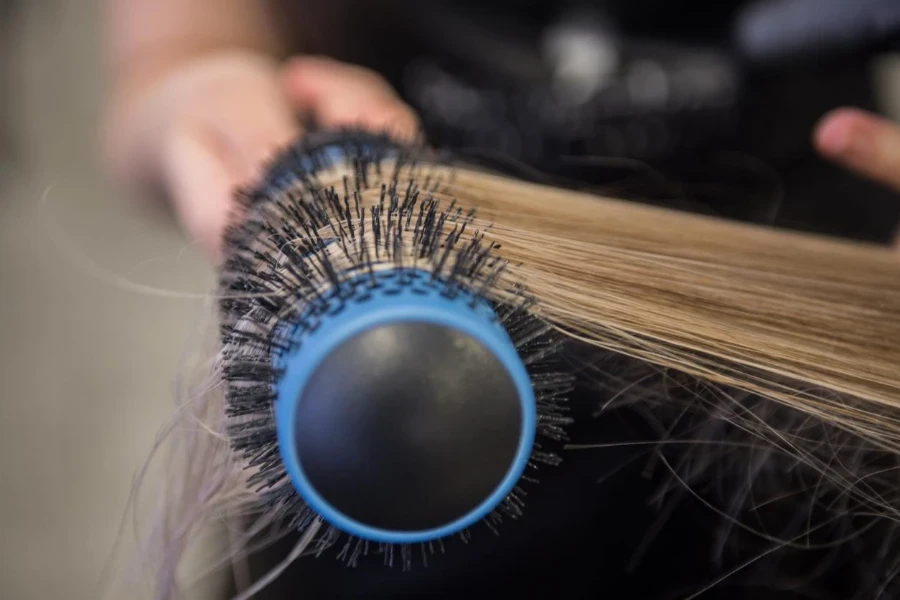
[217, 129, 573, 561]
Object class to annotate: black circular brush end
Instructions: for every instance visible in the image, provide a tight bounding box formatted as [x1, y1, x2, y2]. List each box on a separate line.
[294, 321, 524, 533]
[274, 271, 537, 544]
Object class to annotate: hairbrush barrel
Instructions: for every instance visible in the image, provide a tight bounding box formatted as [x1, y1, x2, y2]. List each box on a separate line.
[274, 269, 536, 544]
[219, 128, 571, 555]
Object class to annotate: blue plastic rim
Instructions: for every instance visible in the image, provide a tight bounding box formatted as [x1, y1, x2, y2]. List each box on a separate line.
[295, 136, 394, 174]
[269, 140, 378, 189]
[274, 270, 537, 544]
[306, 143, 357, 170]
[281, 143, 359, 177]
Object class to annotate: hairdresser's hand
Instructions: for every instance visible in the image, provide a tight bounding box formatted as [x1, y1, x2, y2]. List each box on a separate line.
[103, 51, 420, 264]
[814, 108, 900, 249]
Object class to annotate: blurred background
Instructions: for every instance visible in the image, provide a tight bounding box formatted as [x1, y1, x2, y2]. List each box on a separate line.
[0, 1, 898, 599]
[0, 3, 220, 599]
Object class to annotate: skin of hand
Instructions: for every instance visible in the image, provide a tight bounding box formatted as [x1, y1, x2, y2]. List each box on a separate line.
[813, 107, 900, 249]
[102, 50, 420, 264]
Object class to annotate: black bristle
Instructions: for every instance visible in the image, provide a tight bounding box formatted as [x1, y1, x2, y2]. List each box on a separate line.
[216, 127, 572, 568]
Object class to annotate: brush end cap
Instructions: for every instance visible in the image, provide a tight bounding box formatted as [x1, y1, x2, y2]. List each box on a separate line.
[291, 321, 526, 541]
[274, 273, 538, 543]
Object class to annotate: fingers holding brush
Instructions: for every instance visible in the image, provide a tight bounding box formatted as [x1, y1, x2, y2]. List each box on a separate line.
[156, 53, 302, 263]
[103, 50, 422, 264]
[281, 55, 422, 143]
[103, 50, 302, 263]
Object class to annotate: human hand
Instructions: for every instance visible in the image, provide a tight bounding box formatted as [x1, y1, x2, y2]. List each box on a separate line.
[813, 107, 900, 248]
[102, 51, 420, 264]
